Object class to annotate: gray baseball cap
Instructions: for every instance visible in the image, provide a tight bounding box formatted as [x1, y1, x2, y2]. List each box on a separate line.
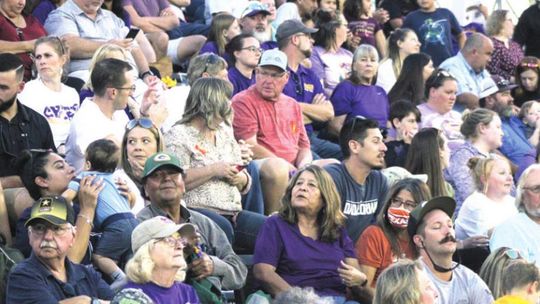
[275, 19, 318, 42]
[259, 49, 288, 72]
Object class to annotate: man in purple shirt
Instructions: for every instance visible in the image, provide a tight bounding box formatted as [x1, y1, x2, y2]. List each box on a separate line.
[277, 19, 342, 160]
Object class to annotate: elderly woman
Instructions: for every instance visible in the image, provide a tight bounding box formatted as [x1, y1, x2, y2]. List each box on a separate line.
[311, 10, 353, 96]
[330, 44, 389, 136]
[356, 178, 431, 291]
[485, 10, 523, 82]
[18, 36, 79, 153]
[373, 259, 438, 304]
[165, 78, 265, 252]
[253, 165, 367, 303]
[124, 216, 200, 303]
[0, 0, 47, 81]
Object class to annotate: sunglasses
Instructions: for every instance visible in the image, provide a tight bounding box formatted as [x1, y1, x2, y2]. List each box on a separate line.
[520, 61, 539, 69]
[503, 248, 522, 260]
[291, 73, 304, 95]
[347, 115, 367, 140]
[202, 54, 221, 75]
[126, 118, 154, 131]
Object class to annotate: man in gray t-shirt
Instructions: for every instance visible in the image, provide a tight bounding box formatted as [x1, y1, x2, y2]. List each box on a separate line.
[408, 197, 493, 304]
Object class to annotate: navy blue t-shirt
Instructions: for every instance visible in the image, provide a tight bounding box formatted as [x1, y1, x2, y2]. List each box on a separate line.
[324, 163, 388, 242]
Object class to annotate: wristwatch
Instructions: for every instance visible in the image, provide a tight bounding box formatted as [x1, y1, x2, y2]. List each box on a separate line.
[91, 297, 100, 304]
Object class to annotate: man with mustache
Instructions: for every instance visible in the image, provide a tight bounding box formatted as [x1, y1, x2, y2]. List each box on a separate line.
[0, 53, 55, 188]
[6, 196, 113, 303]
[324, 117, 388, 243]
[408, 196, 493, 304]
[239, 2, 277, 50]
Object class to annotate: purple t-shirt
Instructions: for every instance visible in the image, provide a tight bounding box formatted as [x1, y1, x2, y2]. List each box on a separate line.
[32, 0, 55, 25]
[123, 281, 200, 304]
[228, 66, 255, 96]
[348, 17, 381, 49]
[253, 215, 355, 297]
[199, 41, 219, 55]
[330, 80, 389, 128]
[122, 0, 169, 17]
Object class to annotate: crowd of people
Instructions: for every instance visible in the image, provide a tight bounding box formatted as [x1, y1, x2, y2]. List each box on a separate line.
[1, 0, 540, 303]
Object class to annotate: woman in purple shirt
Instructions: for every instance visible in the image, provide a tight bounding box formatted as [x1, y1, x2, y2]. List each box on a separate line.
[253, 165, 367, 303]
[329, 44, 389, 137]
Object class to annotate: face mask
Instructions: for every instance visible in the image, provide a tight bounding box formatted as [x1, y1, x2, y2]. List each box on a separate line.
[387, 207, 410, 229]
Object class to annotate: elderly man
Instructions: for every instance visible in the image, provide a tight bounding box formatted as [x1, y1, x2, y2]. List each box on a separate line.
[239, 1, 277, 50]
[137, 152, 247, 291]
[231, 49, 311, 213]
[408, 197, 493, 304]
[439, 33, 496, 111]
[491, 164, 540, 266]
[6, 196, 113, 303]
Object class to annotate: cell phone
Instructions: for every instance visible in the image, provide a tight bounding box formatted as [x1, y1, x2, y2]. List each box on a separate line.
[125, 28, 140, 39]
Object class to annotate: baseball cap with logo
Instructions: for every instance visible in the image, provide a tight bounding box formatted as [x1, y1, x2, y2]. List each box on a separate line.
[25, 196, 75, 227]
[259, 49, 288, 72]
[240, 1, 271, 19]
[275, 19, 318, 42]
[142, 152, 184, 179]
[131, 216, 196, 252]
[407, 196, 456, 238]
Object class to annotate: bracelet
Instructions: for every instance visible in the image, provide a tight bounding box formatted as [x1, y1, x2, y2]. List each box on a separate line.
[140, 70, 154, 80]
[77, 214, 93, 228]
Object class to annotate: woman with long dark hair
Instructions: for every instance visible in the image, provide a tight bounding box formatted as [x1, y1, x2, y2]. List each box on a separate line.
[387, 53, 434, 105]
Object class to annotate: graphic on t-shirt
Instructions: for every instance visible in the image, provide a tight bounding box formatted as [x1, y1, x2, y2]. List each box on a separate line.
[419, 18, 447, 46]
[343, 199, 378, 216]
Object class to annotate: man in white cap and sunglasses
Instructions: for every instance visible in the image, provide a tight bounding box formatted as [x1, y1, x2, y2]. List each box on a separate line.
[408, 196, 493, 304]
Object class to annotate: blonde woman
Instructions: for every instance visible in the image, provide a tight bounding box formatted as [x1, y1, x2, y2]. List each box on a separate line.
[124, 216, 200, 303]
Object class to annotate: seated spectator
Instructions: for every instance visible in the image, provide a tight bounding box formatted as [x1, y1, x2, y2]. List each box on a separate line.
[324, 117, 388, 243]
[356, 178, 431, 291]
[0, 53, 55, 185]
[0, 0, 47, 81]
[418, 69, 464, 150]
[44, 0, 156, 83]
[239, 1, 275, 50]
[407, 196, 494, 304]
[63, 139, 139, 289]
[493, 261, 540, 304]
[122, 0, 207, 66]
[519, 100, 540, 148]
[455, 157, 517, 241]
[200, 13, 241, 58]
[311, 10, 353, 97]
[137, 152, 248, 292]
[18, 36, 79, 154]
[376, 28, 421, 93]
[6, 196, 114, 303]
[512, 56, 540, 107]
[164, 78, 266, 252]
[253, 165, 368, 302]
[342, 0, 386, 58]
[273, 0, 317, 29]
[479, 247, 525, 299]
[490, 164, 540, 266]
[385, 101, 421, 168]
[439, 33, 496, 111]
[387, 52, 434, 106]
[485, 10, 524, 82]
[13, 150, 101, 262]
[373, 259, 438, 304]
[32, 0, 63, 25]
[484, 76, 536, 179]
[447, 108, 504, 214]
[406, 128, 453, 197]
[330, 44, 389, 136]
[123, 216, 200, 303]
[225, 33, 261, 96]
[231, 49, 311, 213]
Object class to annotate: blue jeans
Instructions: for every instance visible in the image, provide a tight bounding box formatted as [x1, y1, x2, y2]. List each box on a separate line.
[309, 132, 343, 160]
[241, 160, 266, 215]
[167, 22, 210, 39]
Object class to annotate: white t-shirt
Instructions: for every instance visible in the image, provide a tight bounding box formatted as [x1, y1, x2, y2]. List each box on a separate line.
[64, 98, 129, 173]
[419, 257, 494, 304]
[375, 59, 397, 93]
[18, 78, 80, 149]
[491, 212, 540, 266]
[455, 191, 518, 240]
[273, 3, 300, 28]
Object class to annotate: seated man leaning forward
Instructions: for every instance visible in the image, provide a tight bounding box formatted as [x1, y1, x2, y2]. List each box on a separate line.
[6, 196, 113, 303]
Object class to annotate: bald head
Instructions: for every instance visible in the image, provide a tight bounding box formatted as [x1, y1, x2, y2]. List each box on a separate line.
[462, 33, 493, 72]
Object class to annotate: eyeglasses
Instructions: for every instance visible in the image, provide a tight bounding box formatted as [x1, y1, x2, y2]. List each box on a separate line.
[503, 248, 522, 260]
[155, 235, 188, 248]
[126, 117, 154, 131]
[30, 223, 72, 237]
[241, 46, 263, 53]
[390, 197, 417, 210]
[115, 84, 136, 93]
[202, 54, 221, 75]
[291, 73, 304, 95]
[256, 68, 287, 80]
[523, 185, 540, 194]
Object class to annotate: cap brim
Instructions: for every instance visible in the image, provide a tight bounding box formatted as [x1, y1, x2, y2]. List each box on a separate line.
[407, 196, 456, 237]
[25, 215, 67, 227]
[143, 164, 183, 179]
[499, 84, 518, 92]
[245, 10, 271, 17]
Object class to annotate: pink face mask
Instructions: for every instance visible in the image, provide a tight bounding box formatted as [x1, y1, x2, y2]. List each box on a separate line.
[387, 207, 410, 229]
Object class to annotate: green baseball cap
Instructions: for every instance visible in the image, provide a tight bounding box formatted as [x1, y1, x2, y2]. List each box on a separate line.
[25, 196, 75, 227]
[142, 152, 184, 179]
